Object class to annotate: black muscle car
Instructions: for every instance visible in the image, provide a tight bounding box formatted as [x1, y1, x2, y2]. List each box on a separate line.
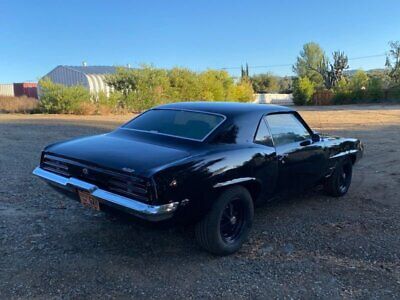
[33, 102, 363, 255]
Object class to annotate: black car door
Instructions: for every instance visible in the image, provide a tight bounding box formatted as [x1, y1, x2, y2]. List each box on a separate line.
[265, 112, 326, 193]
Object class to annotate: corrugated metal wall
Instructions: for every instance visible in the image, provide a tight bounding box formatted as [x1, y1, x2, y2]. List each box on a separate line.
[44, 66, 89, 88]
[0, 84, 15, 96]
[86, 74, 113, 96]
[38, 66, 116, 98]
[14, 83, 38, 98]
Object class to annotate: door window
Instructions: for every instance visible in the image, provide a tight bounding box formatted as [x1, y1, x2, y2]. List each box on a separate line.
[265, 113, 311, 146]
[254, 118, 273, 147]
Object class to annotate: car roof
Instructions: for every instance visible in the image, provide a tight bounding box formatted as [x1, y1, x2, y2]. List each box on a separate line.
[156, 101, 293, 117]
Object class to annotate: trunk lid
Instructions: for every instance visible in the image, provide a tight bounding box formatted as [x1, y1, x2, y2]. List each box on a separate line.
[46, 131, 191, 175]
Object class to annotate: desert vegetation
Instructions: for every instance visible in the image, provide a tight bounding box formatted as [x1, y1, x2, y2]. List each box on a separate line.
[37, 66, 254, 114]
[291, 41, 400, 105]
[0, 96, 39, 113]
[9, 41, 400, 115]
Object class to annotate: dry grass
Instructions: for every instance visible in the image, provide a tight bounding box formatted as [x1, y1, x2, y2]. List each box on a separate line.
[0, 96, 39, 113]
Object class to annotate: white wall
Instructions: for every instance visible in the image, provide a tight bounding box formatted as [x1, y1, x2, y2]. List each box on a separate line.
[254, 93, 294, 105]
[0, 84, 14, 96]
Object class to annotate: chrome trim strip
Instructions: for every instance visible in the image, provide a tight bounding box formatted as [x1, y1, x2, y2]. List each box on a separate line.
[213, 177, 256, 188]
[329, 149, 358, 159]
[32, 167, 179, 221]
[120, 108, 227, 142]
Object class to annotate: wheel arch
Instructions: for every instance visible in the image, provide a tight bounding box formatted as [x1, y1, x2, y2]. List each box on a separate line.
[212, 178, 262, 203]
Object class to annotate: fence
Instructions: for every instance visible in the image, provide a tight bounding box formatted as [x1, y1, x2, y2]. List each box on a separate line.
[254, 93, 294, 105]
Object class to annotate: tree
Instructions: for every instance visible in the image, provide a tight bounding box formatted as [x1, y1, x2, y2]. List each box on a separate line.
[293, 42, 326, 87]
[367, 76, 384, 101]
[241, 63, 249, 79]
[105, 67, 137, 96]
[319, 51, 349, 89]
[349, 70, 369, 101]
[198, 70, 233, 101]
[292, 77, 315, 105]
[250, 73, 279, 93]
[228, 78, 254, 102]
[294, 43, 349, 89]
[350, 70, 369, 90]
[277, 76, 293, 93]
[106, 65, 170, 111]
[385, 41, 400, 85]
[38, 77, 91, 113]
[167, 68, 200, 101]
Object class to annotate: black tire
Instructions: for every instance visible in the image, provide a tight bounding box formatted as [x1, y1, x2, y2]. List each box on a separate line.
[195, 186, 254, 255]
[324, 158, 353, 197]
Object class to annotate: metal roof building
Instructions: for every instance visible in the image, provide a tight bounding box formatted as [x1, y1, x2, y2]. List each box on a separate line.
[40, 65, 117, 96]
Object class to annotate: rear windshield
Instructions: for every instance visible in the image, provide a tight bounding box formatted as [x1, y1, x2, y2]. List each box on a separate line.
[123, 109, 225, 141]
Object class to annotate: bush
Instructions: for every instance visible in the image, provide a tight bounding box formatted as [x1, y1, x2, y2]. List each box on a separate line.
[0, 96, 39, 113]
[293, 77, 315, 105]
[331, 73, 398, 104]
[365, 76, 384, 101]
[106, 66, 254, 111]
[38, 67, 256, 115]
[39, 78, 92, 114]
[228, 79, 254, 102]
[386, 86, 400, 101]
[333, 78, 352, 104]
[312, 90, 334, 105]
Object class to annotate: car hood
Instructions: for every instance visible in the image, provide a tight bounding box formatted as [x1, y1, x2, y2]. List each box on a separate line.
[45, 132, 191, 175]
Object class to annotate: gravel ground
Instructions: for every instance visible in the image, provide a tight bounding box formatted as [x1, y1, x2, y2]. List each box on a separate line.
[1, 105, 400, 299]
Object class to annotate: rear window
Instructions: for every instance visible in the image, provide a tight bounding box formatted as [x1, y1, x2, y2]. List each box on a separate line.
[123, 109, 225, 141]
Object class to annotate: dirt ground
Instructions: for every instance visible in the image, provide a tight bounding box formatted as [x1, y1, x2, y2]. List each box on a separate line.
[1, 105, 399, 299]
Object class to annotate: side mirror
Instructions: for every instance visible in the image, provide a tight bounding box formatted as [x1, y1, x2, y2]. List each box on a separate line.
[311, 133, 321, 142]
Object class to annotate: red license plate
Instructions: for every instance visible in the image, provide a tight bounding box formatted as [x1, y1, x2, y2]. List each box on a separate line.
[78, 190, 100, 211]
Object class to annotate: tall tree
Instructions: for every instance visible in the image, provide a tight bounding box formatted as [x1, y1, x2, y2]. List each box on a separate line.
[293, 42, 326, 86]
[277, 76, 293, 93]
[241, 63, 249, 79]
[385, 41, 400, 84]
[318, 51, 349, 89]
[251, 73, 279, 93]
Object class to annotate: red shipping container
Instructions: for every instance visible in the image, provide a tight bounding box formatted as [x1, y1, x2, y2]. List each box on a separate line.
[13, 82, 38, 99]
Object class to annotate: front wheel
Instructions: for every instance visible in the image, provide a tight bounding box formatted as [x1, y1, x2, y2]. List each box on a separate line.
[195, 186, 254, 255]
[324, 158, 353, 197]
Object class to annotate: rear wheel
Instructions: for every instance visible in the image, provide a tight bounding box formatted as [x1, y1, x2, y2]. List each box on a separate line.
[324, 158, 353, 197]
[195, 186, 254, 255]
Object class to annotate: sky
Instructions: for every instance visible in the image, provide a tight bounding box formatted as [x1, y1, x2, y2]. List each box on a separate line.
[0, 0, 399, 82]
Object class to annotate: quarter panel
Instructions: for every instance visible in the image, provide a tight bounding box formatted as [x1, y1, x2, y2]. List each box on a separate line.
[152, 145, 276, 222]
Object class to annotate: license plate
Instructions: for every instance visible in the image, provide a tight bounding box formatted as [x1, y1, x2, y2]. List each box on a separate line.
[78, 190, 100, 211]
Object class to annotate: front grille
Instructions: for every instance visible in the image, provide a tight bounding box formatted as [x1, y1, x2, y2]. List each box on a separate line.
[41, 154, 153, 202]
[42, 154, 70, 177]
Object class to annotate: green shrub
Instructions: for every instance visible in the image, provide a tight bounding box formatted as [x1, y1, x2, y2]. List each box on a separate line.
[293, 77, 315, 105]
[333, 78, 352, 104]
[228, 79, 254, 102]
[167, 68, 201, 101]
[106, 66, 254, 111]
[39, 78, 91, 114]
[365, 76, 384, 101]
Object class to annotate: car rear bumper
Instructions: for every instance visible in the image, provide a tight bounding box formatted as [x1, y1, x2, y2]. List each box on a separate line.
[32, 167, 179, 221]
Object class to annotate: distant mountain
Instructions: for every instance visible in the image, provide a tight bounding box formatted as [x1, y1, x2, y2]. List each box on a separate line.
[344, 68, 386, 76]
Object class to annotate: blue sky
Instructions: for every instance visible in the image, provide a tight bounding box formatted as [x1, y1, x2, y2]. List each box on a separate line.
[0, 0, 399, 82]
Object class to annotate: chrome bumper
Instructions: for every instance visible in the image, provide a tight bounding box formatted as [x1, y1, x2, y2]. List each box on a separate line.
[32, 167, 179, 221]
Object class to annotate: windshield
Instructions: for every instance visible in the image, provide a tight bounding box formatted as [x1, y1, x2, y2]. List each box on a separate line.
[123, 109, 225, 141]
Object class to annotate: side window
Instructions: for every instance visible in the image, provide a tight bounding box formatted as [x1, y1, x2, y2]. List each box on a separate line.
[265, 113, 311, 146]
[254, 118, 273, 147]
